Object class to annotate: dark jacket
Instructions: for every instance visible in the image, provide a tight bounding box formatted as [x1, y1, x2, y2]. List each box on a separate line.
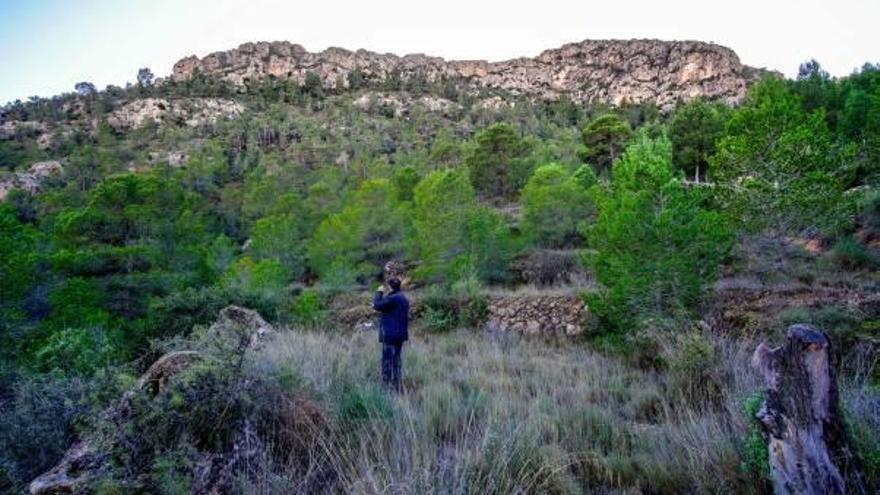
[373, 290, 409, 345]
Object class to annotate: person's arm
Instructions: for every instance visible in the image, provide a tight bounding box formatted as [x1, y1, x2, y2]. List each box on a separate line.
[373, 288, 395, 311]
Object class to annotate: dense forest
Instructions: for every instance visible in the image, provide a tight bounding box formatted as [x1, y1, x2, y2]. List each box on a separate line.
[1, 58, 879, 494]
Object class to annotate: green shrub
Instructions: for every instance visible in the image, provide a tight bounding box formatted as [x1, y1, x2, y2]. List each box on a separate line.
[579, 113, 633, 176]
[572, 164, 598, 190]
[521, 163, 594, 247]
[308, 179, 405, 283]
[288, 288, 326, 326]
[667, 332, 724, 406]
[584, 134, 733, 332]
[450, 276, 488, 328]
[144, 285, 234, 340]
[337, 385, 393, 426]
[221, 256, 288, 304]
[861, 189, 880, 234]
[0, 372, 127, 492]
[421, 277, 488, 332]
[122, 361, 251, 460]
[422, 305, 458, 333]
[393, 165, 421, 202]
[34, 326, 125, 375]
[830, 236, 878, 269]
[740, 392, 771, 484]
[465, 123, 533, 201]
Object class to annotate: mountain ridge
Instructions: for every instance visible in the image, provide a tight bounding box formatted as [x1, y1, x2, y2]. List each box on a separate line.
[171, 38, 777, 109]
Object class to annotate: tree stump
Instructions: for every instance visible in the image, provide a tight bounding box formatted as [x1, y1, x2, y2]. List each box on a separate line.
[752, 324, 866, 495]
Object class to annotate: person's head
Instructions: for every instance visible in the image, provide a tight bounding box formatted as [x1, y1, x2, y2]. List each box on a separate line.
[387, 277, 402, 292]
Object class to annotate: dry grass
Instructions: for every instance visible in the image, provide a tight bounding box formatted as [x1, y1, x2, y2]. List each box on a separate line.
[243, 327, 791, 494]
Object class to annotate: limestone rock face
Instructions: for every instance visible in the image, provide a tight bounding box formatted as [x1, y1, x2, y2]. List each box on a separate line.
[486, 294, 587, 337]
[172, 39, 774, 109]
[0, 160, 63, 200]
[106, 97, 244, 131]
[353, 92, 461, 117]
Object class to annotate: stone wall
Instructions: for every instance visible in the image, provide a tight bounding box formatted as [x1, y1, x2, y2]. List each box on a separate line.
[486, 294, 586, 337]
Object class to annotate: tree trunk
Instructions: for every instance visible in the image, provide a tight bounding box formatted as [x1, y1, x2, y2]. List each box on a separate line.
[752, 324, 867, 495]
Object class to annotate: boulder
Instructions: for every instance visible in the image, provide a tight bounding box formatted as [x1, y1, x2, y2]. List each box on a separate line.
[137, 350, 202, 396]
[206, 305, 277, 352]
[29, 306, 274, 495]
[752, 324, 867, 494]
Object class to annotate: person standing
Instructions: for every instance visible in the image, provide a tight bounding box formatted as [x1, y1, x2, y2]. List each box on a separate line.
[372, 278, 409, 392]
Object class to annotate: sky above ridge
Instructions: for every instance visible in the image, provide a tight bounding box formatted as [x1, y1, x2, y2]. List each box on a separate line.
[0, 0, 877, 104]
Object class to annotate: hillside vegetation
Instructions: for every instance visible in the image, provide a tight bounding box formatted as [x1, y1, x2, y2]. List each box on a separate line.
[1, 54, 879, 494]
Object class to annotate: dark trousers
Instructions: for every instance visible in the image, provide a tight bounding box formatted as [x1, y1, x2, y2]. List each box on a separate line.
[381, 343, 403, 392]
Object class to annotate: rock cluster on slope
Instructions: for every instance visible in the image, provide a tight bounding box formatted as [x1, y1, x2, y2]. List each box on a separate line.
[28, 306, 276, 495]
[172, 39, 775, 109]
[106, 97, 244, 131]
[0, 160, 63, 201]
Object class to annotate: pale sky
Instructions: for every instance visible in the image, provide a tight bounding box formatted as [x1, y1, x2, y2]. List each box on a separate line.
[1, 0, 878, 104]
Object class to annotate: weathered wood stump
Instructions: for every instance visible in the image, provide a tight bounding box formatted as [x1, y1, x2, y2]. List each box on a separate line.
[752, 323, 866, 495]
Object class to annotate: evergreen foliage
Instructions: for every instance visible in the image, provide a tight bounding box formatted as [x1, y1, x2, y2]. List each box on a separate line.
[521, 163, 594, 247]
[584, 134, 733, 330]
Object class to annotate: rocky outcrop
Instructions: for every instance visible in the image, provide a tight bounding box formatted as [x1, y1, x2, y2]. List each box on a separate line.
[752, 324, 867, 495]
[106, 97, 244, 131]
[353, 92, 462, 117]
[172, 39, 775, 109]
[0, 120, 48, 139]
[0, 160, 63, 201]
[28, 306, 275, 495]
[513, 249, 588, 287]
[486, 294, 586, 337]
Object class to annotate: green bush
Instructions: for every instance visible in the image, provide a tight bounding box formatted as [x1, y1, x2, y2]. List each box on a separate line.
[421, 277, 488, 332]
[669, 98, 726, 182]
[411, 169, 515, 283]
[221, 256, 288, 304]
[393, 165, 421, 202]
[0, 372, 128, 493]
[34, 326, 125, 375]
[465, 123, 533, 201]
[145, 285, 235, 340]
[667, 332, 724, 406]
[579, 113, 633, 176]
[521, 163, 594, 247]
[288, 288, 326, 326]
[337, 385, 393, 426]
[830, 236, 878, 269]
[861, 189, 880, 234]
[584, 134, 733, 332]
[740, 392, 771, 485]
[121, 361, 251, 460]
[308, 179, 405, 283]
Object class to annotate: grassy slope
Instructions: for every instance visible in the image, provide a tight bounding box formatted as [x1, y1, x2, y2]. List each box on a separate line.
[246, 327, 771, 493]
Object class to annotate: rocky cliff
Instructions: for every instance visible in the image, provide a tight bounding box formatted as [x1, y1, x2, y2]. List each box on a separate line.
[172, 39, 773, 109]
